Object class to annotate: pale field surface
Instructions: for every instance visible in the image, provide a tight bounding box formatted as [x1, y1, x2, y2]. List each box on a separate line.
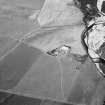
[0, 36, 18, 58]
[24, 25, 86, 55]
[0, 0, 44, 61]
[0, 0, 44, 39]
[0, 0, 44, 10]
[0, 0, 105, 105]
[24, 0, 86, 56]
[37, 0, 83, 26]
[1, 47, 104, 105]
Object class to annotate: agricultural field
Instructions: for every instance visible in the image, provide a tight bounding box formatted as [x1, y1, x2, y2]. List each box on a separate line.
[0, 0, 105, 105]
